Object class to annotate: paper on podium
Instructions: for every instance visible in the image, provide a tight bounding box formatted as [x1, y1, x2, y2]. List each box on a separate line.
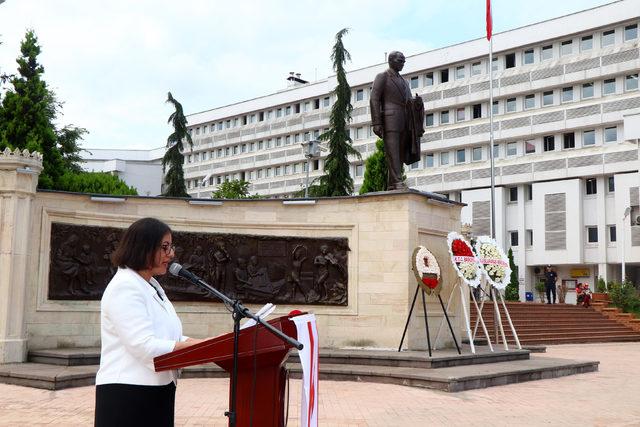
[240, 303, 276, 330]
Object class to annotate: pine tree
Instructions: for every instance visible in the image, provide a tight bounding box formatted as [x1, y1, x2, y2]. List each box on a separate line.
[505, 248, 520, 301]
[359, 138, 387, 194]
[0, 30, 65, 188]
[315, 28, 361, 196]
[162, 92, 191, 197]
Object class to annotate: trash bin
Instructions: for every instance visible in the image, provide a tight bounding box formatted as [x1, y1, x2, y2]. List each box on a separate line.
[525, 292, 534, 302]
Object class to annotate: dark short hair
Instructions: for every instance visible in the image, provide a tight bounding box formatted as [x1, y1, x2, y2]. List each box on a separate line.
[111, 217, 172, 270]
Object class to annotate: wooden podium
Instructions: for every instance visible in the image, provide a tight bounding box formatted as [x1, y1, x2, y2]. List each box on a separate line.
[154, 315, 299, 427]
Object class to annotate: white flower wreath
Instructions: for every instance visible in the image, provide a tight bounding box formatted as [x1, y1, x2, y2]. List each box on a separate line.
[415, 246, 441, 277]
[474, 235, 512, 290]
[447, 231, 482, 288]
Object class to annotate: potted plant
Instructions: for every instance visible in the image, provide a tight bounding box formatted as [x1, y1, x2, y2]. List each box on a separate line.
[592, 277, 609, 302]
[535, 281, 546, 303]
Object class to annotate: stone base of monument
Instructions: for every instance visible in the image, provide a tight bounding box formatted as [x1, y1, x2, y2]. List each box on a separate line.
[0, 346, 598, 392]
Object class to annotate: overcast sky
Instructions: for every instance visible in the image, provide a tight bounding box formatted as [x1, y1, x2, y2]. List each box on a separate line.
[0, 0, 615, 150]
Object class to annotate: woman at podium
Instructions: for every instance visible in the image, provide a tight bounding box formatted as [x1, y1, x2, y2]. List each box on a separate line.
[94, 217, 206, 426]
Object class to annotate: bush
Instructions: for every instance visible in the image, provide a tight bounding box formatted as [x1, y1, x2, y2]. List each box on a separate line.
[57, 172, 137, 196]
[596, 277, 607, 293]
[504, 248, 520, 301]
[608, 281, 640, 317]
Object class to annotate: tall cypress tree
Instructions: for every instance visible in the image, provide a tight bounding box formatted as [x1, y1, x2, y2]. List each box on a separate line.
[316, 28, 361, 196]
[162, 92, 191, 197]
[0, 30, 65, 188]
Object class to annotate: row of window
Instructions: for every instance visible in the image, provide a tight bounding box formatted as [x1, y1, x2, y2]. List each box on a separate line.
[425, 74, 639, 127]
[502, 177, 616, 205]
[188, 97, 332, 137]
[508, 225, 617, 248]
[405, 23, 638, 89]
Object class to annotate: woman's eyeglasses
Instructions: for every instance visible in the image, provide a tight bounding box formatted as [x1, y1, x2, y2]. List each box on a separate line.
[161, 243, 176, 255]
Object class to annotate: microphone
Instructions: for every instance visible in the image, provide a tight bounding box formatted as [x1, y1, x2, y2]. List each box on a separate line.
[168, 262, 201, 283]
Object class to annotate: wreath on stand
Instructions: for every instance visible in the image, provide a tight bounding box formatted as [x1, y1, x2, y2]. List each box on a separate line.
[411, 246, 442, 295]
[474, 236, 511, 290]
[447, 231, 482, 288]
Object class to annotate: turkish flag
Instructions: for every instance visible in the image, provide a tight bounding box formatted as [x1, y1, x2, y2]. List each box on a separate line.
[486, 0, 492, 40]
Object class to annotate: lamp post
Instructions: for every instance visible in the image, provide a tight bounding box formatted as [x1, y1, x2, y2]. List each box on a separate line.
[622, 206, 631, 283]
[301, 140, 321, 198]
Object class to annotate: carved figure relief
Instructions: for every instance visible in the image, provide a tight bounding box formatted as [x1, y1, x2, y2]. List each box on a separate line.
[48, 222, 349, 305]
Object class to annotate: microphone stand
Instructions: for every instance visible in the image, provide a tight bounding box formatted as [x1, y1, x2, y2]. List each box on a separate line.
[176, 271, 303, 427]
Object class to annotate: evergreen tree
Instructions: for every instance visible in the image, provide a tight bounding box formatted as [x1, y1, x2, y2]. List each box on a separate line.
[211, 179, 261, 199]
[505, 248, 520, 301]
[162, 92, 191, 197]
[359, 138, 387, 194]
[0, 30, 65, 188]
[57, 125, 88, 173]
[315, 28, 361, 196]
[58, 171, 138, 196]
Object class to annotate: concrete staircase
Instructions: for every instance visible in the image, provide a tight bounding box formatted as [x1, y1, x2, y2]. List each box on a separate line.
[471, 300, 640, 345]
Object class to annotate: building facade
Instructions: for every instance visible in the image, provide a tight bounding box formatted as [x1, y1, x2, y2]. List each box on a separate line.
[80, 147, 166, 196]
[183, 0, 640, 299]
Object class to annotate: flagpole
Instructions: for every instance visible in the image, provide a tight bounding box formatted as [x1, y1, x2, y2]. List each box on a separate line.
[488, 2, 496, 240]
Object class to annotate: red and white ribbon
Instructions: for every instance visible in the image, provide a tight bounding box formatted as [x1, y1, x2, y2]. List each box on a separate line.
[292, 314, 319, 427]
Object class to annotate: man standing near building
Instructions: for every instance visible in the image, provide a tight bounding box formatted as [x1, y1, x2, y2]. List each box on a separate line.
[370, 51, 424, 190]
[544, 265, 558, 304]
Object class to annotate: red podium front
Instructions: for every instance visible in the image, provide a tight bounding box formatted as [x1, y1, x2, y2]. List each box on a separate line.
[154, 315, 298, 427]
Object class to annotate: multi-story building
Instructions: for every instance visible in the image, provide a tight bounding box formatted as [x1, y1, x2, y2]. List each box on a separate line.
[80, 147, 166, 196]
[183, 0, 640, 299]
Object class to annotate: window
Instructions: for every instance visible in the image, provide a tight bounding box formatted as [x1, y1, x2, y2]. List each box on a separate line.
[440, 110, 450, 124]
[526, 230, 533, 247]
[471, 62, 482, 75]
[425, 113, 434, 127]
[323, 97, 330, 107]
[506, 98, 516, 112]
[587, 227, 598, 243]
[526, 184, 533, 201]
[626, 74, 639, 91]
[561, 40, 573, 56]
[541, 45, 553, 61]
[507, 142, 517, 156]
[582, 82, 594, 99]
[217, 122, 223, 130]
[285, 106, 292, 116]
[601, 29, 615, 47]
[604, 127, 617, 143]
[249, 142, 255, 152]
[603, 78, 616, 95]
[456, 108, 465, 122]
[225, 147, 230, 156]
[510, 231, 519, 247]
[524, 94, 535, 110]
[586, 178, 597, 195]
[241, 144, 247, 153]
[258, 141, 264, 150]
[233, 146, 239, 155]
[505, 53, 515, 69]
[543, 136, 555, 152]
[355, 127, 364, 140]
[625, 24, 638, 41]
[440, 69, 449, 83]
[217, 148, 223, 157]
[543, 91, 554, 106]
[456, 149, 465, 164]
[608, 176, 615, 193]
[492, 100, 499, 115]
[425, 154, 434, 168]
[472, 104, 482, 119]
[356, 89, 364, 101]
[472, 147, 482, 161]
[355, 164, 364, 177]
[492, 57, 499, 71]
[314, 99, 320, 109]
[410, 76, 419, 89]
[455, 66, 465, 80]
[276, 108, 283, 118]
[425, 72, 434, 86]
[493, 144, 499, 159]
[609, 225, 617, 243]
[525, 140, 535, 154]
[440, 152, 449, 165]
[562, 87, 574, 103]
[581, 35, 593, 51]
[522, 49, 534, 65]
[583, 130, 595, 146]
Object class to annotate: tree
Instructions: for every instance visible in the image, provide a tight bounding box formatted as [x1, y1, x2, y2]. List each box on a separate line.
[57, 125, 88, 173]
[359, 138, 387, 194]
[57, 171, 137, 196]
[211, 179, 261, 199]
[0, 30, 65, 188]
[315, 28, 361, 196]
[162, 92, 191, 197]
[505, 248, 520, 301]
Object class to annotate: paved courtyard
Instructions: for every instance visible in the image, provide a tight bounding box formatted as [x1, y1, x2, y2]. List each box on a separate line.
[0, 342, 639, 426]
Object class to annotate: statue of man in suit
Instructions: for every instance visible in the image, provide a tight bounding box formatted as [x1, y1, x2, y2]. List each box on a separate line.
[370, 51, 425, 190]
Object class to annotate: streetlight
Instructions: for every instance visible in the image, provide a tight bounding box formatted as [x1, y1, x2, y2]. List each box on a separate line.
[301, 140, 322, 198]
[622, 206, 631, 283]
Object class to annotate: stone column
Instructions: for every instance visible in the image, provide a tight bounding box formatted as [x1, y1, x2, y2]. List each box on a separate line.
[0, 148, 43, 363]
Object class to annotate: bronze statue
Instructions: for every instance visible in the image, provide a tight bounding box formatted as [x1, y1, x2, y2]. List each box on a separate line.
[370, 51, 425, 190]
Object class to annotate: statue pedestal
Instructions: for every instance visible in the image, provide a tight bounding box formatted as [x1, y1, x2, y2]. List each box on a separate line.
[0, 149, 42, 363]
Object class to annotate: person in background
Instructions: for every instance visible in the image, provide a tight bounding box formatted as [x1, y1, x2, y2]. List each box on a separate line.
[95, 217, 208, 427]
[544, 265, 558, 304]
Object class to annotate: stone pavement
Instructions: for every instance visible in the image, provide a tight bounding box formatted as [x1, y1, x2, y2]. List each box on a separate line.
[0, 342, 639, 426]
